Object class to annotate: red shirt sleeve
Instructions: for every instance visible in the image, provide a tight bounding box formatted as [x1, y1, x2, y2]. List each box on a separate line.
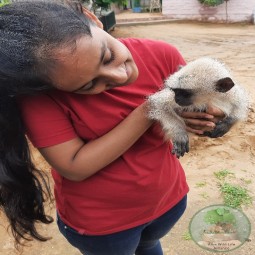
[160, 40, 186, 75]
[19, 93, 77, 148]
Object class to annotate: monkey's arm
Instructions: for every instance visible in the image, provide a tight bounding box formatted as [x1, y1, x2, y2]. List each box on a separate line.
[204, 116, 236, 138]
[147, 89, 189, 157]
[204, 97, 248, 138]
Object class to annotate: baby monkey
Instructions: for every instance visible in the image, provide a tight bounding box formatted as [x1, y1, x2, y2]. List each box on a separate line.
[148, 57, 249, 158]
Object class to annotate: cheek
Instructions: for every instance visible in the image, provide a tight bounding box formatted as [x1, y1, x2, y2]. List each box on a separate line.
[113, 40, 131, 62]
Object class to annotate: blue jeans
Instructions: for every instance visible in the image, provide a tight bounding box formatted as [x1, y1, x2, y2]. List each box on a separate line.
[57, 195, 187, 255]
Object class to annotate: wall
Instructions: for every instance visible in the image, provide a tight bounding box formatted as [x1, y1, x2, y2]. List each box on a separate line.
[162, 0, 255, 23]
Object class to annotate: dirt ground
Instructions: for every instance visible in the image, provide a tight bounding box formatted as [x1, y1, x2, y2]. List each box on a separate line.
[0, 22, 254, 255]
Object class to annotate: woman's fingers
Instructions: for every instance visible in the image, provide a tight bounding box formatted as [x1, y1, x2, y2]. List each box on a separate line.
[206, 105, 226, 123]
[184, 118, 216, 134]
[180, 111, 214, 120]
[178, 106, 226, 135]
[206, 105, 225, 117]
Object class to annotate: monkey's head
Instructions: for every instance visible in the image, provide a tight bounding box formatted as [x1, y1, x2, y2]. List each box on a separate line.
[165, 57, 235, 107]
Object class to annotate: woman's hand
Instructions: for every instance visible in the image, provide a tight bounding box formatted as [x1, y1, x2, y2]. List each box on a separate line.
[179, 105, 225, 135]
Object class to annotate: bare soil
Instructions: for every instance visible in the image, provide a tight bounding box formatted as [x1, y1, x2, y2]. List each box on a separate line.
[0, 22, 254, 255]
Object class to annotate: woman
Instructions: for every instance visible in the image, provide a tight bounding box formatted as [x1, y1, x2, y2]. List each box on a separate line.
[0, 1, 224, 254]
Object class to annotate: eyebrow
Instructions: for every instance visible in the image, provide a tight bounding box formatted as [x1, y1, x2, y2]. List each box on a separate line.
[72, 42, 106, 92]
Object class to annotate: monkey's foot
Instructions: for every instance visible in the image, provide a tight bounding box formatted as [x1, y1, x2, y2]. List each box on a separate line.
[171, 137, 189, 158]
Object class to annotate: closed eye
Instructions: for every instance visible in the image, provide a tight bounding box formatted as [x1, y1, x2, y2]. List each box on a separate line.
[104, 49, 115, 65]
[73, 81, 95, 93]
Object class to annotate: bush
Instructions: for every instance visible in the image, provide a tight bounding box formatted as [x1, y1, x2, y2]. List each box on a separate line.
[198, 0, 224, 6]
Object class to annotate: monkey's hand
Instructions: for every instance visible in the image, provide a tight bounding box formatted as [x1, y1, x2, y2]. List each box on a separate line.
[171, 133, 189, 158]
[204, 116, 235, 138]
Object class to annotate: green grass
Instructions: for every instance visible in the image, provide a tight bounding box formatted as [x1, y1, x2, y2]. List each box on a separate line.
[182, 231, 192, 240]
[220, 183, 253, 208]
[199, 192, 209, 199]
[214, 169, 235, 181]
[195, 181, 207, 188]
[240, 178, 252, 185]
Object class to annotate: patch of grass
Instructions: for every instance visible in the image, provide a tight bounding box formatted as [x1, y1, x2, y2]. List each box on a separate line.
[220, 183, 253, 208]
[240, 178, 252, 185]
[182, 231, 192, 240]
[214, 169, 235, 181]
[199, 192, 209, 199]
[195, 181, 207, 188]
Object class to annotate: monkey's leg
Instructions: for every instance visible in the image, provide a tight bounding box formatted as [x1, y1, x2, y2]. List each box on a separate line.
[159, 112, 189, 158]
[204, 116, 236, 138]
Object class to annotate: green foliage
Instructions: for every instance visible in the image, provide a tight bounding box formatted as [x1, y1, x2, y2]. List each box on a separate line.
[195, 181, 207, 187]
[214, 169, 234, 181]
[82, 0, 127, 11]
[182, 231, 192, 240]
[0, 0, 10, 8]
[95, 0, 111, 9]
[204, 208, 236, 225]
[198, 0, 224, 6]
[220, 183, 253, 208]
[134, 0, 141, 7]
[213, 169, 252, 208]
[199, 192, 209, 199]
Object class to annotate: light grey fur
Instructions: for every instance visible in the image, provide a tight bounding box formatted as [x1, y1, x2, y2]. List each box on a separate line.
[147, 57, 249, 158]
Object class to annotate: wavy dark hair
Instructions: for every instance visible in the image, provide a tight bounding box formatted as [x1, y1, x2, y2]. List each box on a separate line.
[0, 0, 93, 247]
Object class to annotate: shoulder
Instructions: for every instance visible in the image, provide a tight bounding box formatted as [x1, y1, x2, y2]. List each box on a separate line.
[119, 38, 181, 56]
[119, 38, 186, 75]
[18, 92, 61, 112]
[18, 92, 77, 148]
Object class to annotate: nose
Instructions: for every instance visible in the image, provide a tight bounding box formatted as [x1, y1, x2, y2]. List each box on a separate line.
[100, 64, 128, 85]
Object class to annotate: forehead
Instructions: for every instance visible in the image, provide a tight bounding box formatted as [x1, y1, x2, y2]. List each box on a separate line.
[50, 29, 104, 89]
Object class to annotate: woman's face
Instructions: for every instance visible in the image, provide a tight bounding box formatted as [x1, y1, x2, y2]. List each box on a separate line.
[50, 26, 138, 94]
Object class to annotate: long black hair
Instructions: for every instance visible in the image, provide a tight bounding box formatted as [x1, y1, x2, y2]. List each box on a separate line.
[0, 0, 93, 247]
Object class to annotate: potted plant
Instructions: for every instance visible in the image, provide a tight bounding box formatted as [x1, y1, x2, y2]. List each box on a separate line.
[198, 0, 226, 18]
[198, 0, 224, 6]
[82, 0, 117, 32]
[132, 0, 141, 13]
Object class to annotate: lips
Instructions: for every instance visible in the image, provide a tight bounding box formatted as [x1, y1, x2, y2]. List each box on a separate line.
[124, 62, 129, 77]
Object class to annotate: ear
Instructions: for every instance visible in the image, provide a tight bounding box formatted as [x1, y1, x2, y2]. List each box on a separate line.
[215, 77, 235, 93]
[82, 7, 104, 29]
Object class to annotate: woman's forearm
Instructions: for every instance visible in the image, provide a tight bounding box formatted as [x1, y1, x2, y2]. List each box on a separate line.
[40, 103, 153, 181]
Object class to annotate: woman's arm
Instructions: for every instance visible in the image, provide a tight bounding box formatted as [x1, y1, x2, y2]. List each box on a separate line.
[39, 102, 152, 181]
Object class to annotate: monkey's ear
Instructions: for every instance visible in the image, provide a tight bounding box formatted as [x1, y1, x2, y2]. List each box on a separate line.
[215, 77, 235, 93]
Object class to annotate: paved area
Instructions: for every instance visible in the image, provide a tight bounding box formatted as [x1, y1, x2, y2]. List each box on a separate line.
[115, 9, 174, 26]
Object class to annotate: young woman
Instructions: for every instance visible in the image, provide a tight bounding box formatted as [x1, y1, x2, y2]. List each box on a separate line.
[0, 1, 224, 254]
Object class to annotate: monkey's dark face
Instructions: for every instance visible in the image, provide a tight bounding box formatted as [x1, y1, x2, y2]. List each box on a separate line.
[172, 77, 235, 107]
[172, 88, 194, 106]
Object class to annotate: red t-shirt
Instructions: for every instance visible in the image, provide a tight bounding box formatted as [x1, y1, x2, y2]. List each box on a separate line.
[20, 38, 189, 235]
